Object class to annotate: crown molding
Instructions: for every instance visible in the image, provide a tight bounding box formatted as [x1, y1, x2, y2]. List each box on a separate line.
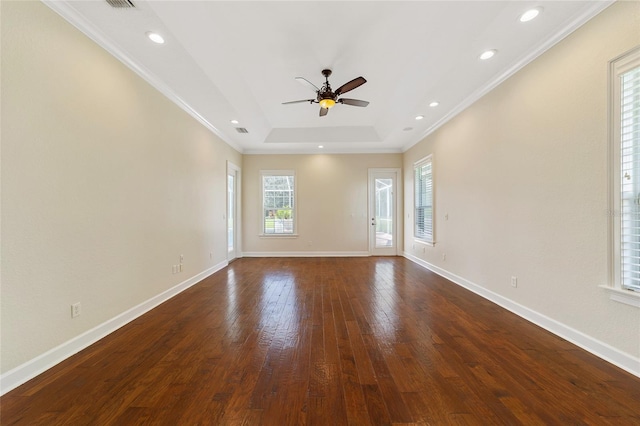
[41, 0, 243, 154]
[403, 0, 615, 153]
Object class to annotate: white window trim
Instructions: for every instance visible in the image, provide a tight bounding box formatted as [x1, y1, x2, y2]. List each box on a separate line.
[259, 169, 298, 238]
[599, 285, 640, 308]
[605, 46, 640, 308]
[413, 154, 435, 246]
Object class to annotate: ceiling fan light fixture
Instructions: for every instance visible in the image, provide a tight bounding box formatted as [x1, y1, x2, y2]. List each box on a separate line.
[319, 98, 336, 109]
[284, 69, 368, 116]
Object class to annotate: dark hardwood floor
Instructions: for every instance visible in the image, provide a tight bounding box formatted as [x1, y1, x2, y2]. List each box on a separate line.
[2, 257, 639, 425]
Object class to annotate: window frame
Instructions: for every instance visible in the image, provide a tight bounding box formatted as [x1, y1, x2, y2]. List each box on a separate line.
[259, 170, 297, 237]
[413, 155, 434, 245]
[606, 46, 640, 307]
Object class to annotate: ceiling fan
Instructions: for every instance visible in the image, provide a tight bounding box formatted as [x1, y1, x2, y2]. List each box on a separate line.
[282, 69, 369, 117]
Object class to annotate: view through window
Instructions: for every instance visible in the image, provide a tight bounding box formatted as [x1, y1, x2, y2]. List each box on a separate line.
[262, 172, 295, 235]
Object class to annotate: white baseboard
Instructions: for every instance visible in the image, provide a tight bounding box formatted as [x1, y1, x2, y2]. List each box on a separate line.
[403, 252, 640, 378]
[5, 255, 636, 397]
[0, 261, 228, 396]
[242, 251, 370, 257]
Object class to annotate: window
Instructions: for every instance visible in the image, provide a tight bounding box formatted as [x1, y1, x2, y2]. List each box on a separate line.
[414, 155, 433, 244]
[611, 47, 640, 295]
[261, 170, 295, 235]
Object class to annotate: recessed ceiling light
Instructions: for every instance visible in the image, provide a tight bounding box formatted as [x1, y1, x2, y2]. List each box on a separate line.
[318, 145, 324, 149]
[520, 7, 542, 22]
[403, 127, 413, 131]
[230, 119, 239, 125]
[415, 115, 424, 120]
[146, 32, 165, 44]
[429, 101, 439, 107]
[480, 49, 497, 60]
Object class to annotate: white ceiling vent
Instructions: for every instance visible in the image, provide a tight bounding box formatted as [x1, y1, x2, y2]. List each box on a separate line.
[235, 127, 249, 134]
[106, 0, 135, 8]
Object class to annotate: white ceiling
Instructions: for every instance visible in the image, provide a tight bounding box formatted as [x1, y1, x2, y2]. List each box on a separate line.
[45, 0, 612, 154]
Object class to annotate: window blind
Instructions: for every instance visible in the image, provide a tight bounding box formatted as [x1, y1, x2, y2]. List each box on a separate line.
[620, 65, 640, 291]
[414, 157, 433, 242]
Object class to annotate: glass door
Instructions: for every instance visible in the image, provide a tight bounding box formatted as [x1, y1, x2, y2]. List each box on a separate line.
[368, 169, 398, 256]
[227, 162, 241, 261]
[227, 172, 235, 258]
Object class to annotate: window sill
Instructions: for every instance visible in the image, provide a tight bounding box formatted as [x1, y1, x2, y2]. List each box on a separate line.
[599, 285, 640, 309]
[259, 234, 299, 239]
[414, 239, 435, 247]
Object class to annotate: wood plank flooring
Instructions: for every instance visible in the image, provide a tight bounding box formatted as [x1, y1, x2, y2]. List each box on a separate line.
[2, 257, 639, 425]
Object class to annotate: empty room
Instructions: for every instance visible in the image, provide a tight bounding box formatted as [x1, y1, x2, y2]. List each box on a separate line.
[1, 0, 639, 424]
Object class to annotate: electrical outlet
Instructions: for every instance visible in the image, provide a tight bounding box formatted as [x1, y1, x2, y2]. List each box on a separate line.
[180, 254, 184, 263]
[511, 276, 518, 288]
[210, 252, 213, 259]
[172, 265, 177, 274]
[179, 264, 183, 272]
[71, 302, 81, 318]
[442, 253, 446, 261]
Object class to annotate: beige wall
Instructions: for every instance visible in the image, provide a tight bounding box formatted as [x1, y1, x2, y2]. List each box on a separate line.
[404, 1, 640, 360]
[3, 0, 638, 385]
[1, 1, 241, 373]
[242, 154, 402, 254]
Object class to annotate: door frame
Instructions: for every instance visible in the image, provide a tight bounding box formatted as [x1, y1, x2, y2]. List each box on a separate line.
[227, 161, 241, 261]
[368, 168, 402, 256]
